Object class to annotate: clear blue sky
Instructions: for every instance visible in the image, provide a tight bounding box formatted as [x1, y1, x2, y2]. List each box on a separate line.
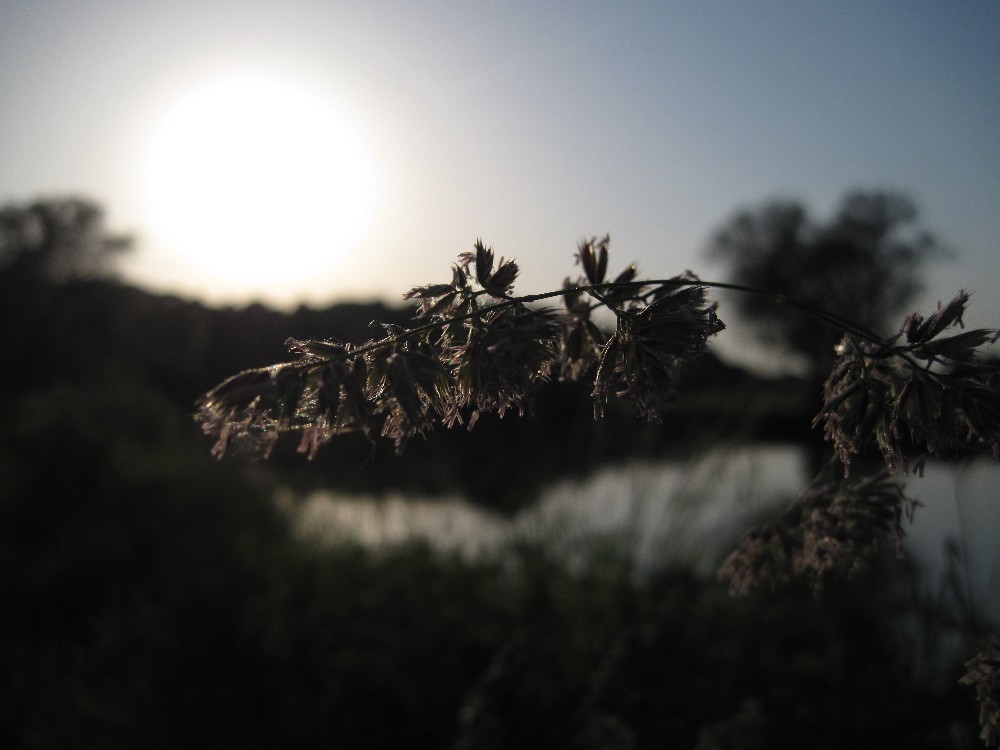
[2, 1, 998, 358]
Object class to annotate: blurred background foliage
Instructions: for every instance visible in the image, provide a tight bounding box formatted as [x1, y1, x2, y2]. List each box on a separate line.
[0, 197, 987, 748]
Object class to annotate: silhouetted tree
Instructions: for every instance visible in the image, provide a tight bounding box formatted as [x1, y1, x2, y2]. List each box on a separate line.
[707, 190, 946, 378]
[0, 197, 132, 282]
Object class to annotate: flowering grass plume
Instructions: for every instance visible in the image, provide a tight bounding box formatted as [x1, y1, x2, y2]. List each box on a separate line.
[593, 284, 724, 420]
[197, 238, 726, 458]
[718, 471, 919, 595]
[719, 296, 997, 600]
[961, 639, 1000, 748]
[815, 291, 1000, 475]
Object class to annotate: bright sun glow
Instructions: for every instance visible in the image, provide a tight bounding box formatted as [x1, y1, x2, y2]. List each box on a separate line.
[142, 72, 376, 286]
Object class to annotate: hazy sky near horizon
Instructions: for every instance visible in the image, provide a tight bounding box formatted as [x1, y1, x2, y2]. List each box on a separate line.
[2, 1, 998, 347]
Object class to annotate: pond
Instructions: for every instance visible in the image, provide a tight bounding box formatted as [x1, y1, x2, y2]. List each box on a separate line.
[283, 445, 999, 622]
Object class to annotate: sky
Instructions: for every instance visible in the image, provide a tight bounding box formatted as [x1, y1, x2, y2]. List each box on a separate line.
[1, 1, 998, 364]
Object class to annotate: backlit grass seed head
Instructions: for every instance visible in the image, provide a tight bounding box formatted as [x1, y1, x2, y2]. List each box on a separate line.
[716, 524, 796, 596]
[719, 471, 918, 594]
[283, 346, 376, 446]
[474, 239, 493, 286]
[901, 290, 969, 346]
[815, 338, 899, 472]
[577, 235, 610, 285]
[592, 286, 725, 420]
[625, 286, 724, 358]
[817, 294, 999, 473]
[199, 367, 274, 418]
[559, 276, 609, 381]
[315, 359, 349, 418]
[285, 338, 348, 360]
[960, 638, 1000, 748]
[317, 353, 377, 442]
[615, 334, 685, 421]
[797, 472, 917, 582]
[451, 305, 563, 419]
[197, 341, 386, 460]
[560, 316, 607, 382]
[403, 283, 455, 301]
[364, 349, 447, 450]
[403, 284, 458, 317]
[484, 259, 519, 298]
[453, 240, 519, 298]
[197, 365, 301, 458]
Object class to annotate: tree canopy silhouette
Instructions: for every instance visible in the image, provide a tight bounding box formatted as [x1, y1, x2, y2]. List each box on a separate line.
[0, 197, 132, 282]
[708, 190, 946, 377]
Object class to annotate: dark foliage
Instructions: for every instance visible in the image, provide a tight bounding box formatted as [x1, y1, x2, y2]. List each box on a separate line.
[708, 190, 946, 378]
[0, 197, 132, 282]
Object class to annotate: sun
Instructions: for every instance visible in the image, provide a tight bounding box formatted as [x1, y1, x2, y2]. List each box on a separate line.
[141, 72, 377, 287]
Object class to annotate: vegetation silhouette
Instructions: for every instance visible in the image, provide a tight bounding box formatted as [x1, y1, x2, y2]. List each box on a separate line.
[1, 196, 996, 747]
[0, 197, 132, 282]
[707, 190, 947, 379]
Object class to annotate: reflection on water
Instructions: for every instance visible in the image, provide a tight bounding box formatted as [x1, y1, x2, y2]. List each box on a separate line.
[283, 446, 999, 621]
[902, 457, 1000, 623]
[285, 445, 807, 568]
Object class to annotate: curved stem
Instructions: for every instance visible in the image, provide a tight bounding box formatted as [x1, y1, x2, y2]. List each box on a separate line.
[520, 277, 886, 346]
[284, 277, 901, 373]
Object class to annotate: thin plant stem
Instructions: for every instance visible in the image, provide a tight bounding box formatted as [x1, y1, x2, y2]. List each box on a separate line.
[286, 278, 894, 373]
